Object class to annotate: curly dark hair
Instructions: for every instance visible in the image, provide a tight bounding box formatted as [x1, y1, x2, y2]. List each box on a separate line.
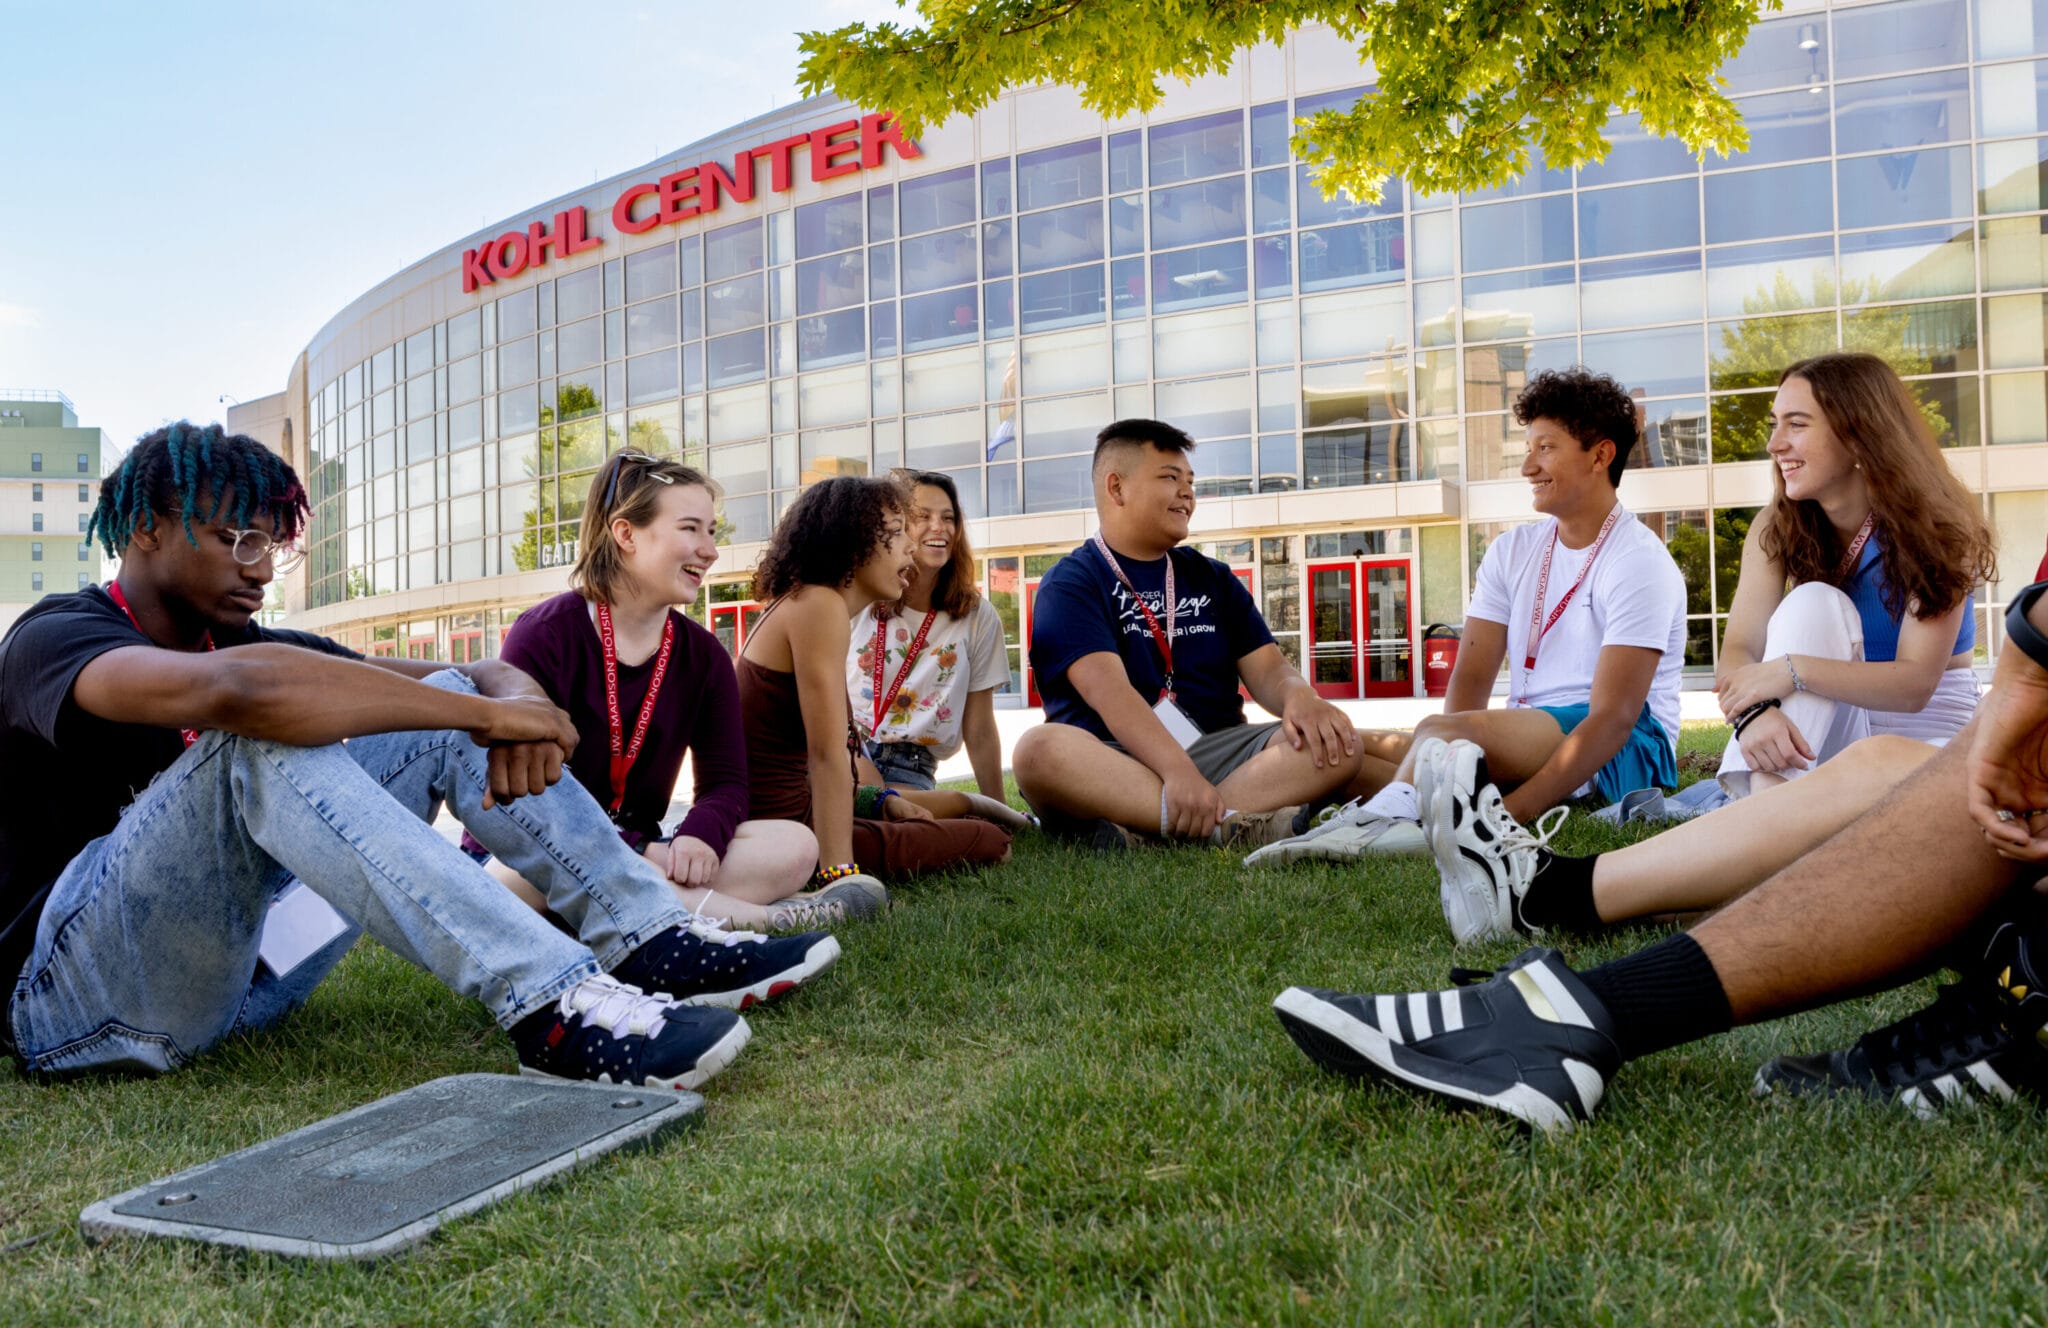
[88, 421, 308, 556]
[1512, 368, 1638, 486]
[751, 475, 908, 601]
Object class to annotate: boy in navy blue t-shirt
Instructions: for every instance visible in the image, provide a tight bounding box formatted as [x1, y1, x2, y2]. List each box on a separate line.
[1013, 420, 1369, 848]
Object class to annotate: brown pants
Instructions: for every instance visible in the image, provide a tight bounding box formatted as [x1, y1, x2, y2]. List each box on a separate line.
[851, 816, 1011, 880]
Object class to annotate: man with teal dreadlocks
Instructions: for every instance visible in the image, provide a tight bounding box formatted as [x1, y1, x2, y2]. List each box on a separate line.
[0, 422, 839, 1090]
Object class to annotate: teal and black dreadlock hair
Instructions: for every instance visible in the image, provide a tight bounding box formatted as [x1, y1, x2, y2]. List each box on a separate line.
[88, 421, 310, 558]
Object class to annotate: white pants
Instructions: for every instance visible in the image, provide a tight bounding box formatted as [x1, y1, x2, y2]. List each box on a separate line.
[1718, 582, 1979, 797]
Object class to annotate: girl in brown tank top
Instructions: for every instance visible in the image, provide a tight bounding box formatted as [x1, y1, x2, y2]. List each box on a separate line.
[738, 477, 1012, 883]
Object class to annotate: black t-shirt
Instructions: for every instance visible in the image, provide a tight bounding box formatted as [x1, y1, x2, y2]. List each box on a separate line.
[0, 587, 361, 996]
[1027, 542, 1275, 740]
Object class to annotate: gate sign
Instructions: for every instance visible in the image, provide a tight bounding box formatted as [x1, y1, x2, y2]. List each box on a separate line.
[462, 113, 920, 293]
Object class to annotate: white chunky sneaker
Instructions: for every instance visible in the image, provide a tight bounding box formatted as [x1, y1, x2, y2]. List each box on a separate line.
[1241, 800, 1426, 867]
[1420, 738, 1569, 945]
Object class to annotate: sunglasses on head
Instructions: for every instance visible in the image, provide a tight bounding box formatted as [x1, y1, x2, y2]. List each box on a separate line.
[600, 452, 675, 513]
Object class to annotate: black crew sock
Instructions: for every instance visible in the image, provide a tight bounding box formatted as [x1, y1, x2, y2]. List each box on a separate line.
[1576, 933, 1734, 1063]
[1519, 851, 1603, 931]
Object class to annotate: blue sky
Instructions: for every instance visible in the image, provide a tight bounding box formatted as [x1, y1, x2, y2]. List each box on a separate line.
[1, 0, 902, 452]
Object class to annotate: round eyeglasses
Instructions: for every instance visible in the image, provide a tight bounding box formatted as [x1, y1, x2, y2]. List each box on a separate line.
[225, 527, 305, 575]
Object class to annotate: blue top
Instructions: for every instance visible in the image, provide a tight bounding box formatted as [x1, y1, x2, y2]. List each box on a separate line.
[1029, 543, 1275, 740]
[1842, 535, 1973, 662]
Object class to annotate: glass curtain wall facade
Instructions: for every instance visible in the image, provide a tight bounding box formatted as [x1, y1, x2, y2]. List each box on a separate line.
[292, 0, 2048, 694]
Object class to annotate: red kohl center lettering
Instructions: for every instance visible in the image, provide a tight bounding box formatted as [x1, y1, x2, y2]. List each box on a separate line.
[462, 113, 920, 293]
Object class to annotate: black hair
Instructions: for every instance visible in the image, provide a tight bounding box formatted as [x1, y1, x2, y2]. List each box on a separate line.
[88, 421, 309, 557]
[750, 476, 907, 601]
[1512, 368, 1638, 485]
[1091, 418, 1196, 480]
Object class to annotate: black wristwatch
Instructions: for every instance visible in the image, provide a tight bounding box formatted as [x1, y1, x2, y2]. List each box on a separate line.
[2007, 581, 2048, 671]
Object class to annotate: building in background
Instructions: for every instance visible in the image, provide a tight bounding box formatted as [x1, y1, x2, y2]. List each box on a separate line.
[0, 390, 105, 634]
[263, 0, 2048, 699]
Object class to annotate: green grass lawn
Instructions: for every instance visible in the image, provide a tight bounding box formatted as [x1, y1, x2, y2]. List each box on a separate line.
[4, 722, 2045, 1325]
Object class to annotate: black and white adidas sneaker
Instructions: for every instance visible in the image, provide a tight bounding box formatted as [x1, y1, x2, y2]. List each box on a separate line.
[1755, 914, 2048, 1117]
[1416, 737, 1569, 945]
[1273, 947, 1621, 1133]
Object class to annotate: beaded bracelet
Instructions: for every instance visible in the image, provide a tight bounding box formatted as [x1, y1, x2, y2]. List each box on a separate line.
[813, 863, 860, 887]
[853, 785, 902, 818]
[1732, 697, 1782, 738]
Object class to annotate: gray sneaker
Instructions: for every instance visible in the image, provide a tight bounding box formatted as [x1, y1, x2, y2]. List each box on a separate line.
[1241, 799, 1426, 866]
[1216, 805, 1306, 850]
[764, 876, 890, 931]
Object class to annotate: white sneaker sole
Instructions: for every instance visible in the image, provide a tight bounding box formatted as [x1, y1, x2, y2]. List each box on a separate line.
[678, 934, 843, 1010]
[1272, 987, 1577, 1134]
[519, 1015, 754, 1093]
[1423, 741, 1515, 945]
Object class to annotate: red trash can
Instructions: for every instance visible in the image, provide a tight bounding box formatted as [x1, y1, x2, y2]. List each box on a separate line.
[1422, 624, 1462, 697]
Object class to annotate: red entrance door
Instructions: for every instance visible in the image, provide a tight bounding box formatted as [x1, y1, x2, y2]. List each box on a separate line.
[710, 602, 759, 656]
[1305, 558, 1412, 699]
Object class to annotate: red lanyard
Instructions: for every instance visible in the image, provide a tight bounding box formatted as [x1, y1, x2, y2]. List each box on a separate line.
[594, 602, 676, 815]
[106, 580, 213, 747]
[1092, 534, 1177, 699]
[870, 608, 938, 734]
[1524, 505, 1623, 672]
[1836, 514, 1875, 581]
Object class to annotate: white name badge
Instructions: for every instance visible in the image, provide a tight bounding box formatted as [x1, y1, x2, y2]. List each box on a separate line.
[258, 882, 353, 977]
[1152, 695, 1202, 750]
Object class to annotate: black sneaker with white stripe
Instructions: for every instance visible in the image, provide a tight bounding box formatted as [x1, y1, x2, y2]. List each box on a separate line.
[1754, 915, 2048, 1117]
[1273, 947, 1621, 1133]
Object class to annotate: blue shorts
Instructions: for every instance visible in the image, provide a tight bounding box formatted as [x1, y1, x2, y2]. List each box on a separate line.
[1535, 702, 1678, 804]
[865, 739, 939, 791]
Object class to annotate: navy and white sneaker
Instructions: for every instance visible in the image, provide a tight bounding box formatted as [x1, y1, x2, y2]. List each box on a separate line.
[1418, 737, 1568, 945]
[1274, 947, 1620, 1133]
[1755, 915, 2048, 1117]
[512, 974, 751, 1091]
[613, 915, 840, 1011]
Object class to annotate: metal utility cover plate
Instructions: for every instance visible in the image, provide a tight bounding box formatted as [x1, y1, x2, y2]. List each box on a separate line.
[81, 1073, 701, 1261]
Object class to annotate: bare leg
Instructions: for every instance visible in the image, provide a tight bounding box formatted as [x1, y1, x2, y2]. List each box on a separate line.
[1214, 734, 1367, 811]
[1590, 735, 1938, 923]
[1013, 724, 1178, 830]
[1692, 736, 2023, 1024]
[902, 790, 974, 817]
[1390, 708, 1567, 785]
[488, 818, 816, 926]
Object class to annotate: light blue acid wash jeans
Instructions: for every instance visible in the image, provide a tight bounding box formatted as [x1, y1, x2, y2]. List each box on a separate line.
[8, 670, 689, 1077]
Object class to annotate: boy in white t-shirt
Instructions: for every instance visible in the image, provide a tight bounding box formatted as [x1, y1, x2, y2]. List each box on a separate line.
[1250, 368, 1687, 940]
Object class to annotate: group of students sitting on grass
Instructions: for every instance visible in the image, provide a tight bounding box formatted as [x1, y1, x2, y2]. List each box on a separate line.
[3, 351, 2046, 1135]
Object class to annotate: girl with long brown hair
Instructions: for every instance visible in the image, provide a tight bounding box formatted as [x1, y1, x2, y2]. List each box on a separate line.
[1713, 352, 1998, 796]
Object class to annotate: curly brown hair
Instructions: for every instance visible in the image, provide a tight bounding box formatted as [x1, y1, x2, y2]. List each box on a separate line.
[1760, 352, 1996, 619]
[750, 475, 908, 601]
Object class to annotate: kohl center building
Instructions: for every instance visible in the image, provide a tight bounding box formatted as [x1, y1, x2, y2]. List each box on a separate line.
[265, 1, 2048, 701]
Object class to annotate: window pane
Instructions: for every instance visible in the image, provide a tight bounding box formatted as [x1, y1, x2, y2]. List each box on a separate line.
[1709, 311, 1836, 392]
[1194, 436, 1255, 495]
[795, 195, 864, 259]
[704, 218, 764, 281]
[901, 165, 976, 235]
[497, 338, 536, 389]
[903, 288, 980, 351]
[1020, 326, 1109, 395]
[1578, 179, 1699, 259]
[1302, 284, 1408, 360]
[1907, 372, 1982, 446]
[1158, 373, 1252, 439]
[1461, 194, 1574, 272]
[1296, 164, 1401, 226]
[1154, 306, 1251, 377]
[1704, 162, 1833, 244]
[1304, 425, 1405, 487]
[1637, 397, 1711, 467]
[1150, 241, 1247, 312]
[1581, 251, 1702, 329]
[1576, 112, 1699, 187]
[1835, 0, 1969, 80]
[1462, 265, 1577, 338]
[983, 219, 1014, 277]
[800, 425, 870, 481]
[1298, 219, 1406, 292]
[905, 407, 983, 470]
[1707, 236, 1837, 316]
[796, 308, 867, 369]
[1835, 68, 1970, 155]
[626, 297, 677, 355]
[1981, 137, 2048, 214]
[1982, 215, 2048, 292]
[1583, 325, 1706, 396]
[1979, 56, 2048, 138]
[1251, 100, 1291, 167]
[706, 331, 767, 388]
[624, 245, 677, 302]
[1460, 337, 1576, 414]
[1463, 139, 1572, 201]
[1017, 140, 1102, 210]
[1988, 370, 2048, 442]
[1021, 392, 1111, 458]
[1149, 110, 1243, 186]
[497, 290, 536, 341]
[1301, 360, 1405, 430]
[981, 158, 1013, 218]
[1150, 178, 1245, 250]
[1250, 169, 1291, 235]
[986, 279, 1016, 337]
[1987, 292, 2048, 368]
[706, 275, 766, 335]
[1024, 453, 1092, 513]
[1253, 235, 1291, 300]
[1837, 145, 1972, 227]
[900, 226, 979, 293]
[796, 252, 864, 315]
[1712, 90, 1832, 172]
[1840, 223, 1977, 300]
[626, 350, 679, 406]
[904, 346, 982, 412]
[1722, 14, 1828, 92]
[1019, 201, 1106, 273]
[1843, 298, 1979, 374]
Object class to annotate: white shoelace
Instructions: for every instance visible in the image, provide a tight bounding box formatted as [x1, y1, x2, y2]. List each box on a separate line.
[1490, 804, 1570, 862]
[559, 974, 670, 1040]
[682, 912, 767, 947]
